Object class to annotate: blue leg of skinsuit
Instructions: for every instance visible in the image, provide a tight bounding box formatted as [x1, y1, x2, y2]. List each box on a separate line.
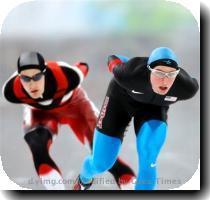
[135, 120, 167, 190]
[80, 129, 122, 184]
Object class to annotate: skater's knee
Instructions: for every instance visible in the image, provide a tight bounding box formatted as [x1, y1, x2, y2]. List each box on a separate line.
[137, 139, 160, 167]
[24, 126, 52, 153]
[89, 129, 121, 173]
[93, 156, 116, 173]
[136, 120, 167, 157]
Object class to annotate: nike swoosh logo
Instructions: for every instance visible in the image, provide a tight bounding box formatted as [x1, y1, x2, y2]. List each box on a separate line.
[150, 163, 156, 168]
[131, 90, 144, 94]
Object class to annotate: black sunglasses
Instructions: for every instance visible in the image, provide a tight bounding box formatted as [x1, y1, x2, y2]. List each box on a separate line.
[19, 70, 45, 83]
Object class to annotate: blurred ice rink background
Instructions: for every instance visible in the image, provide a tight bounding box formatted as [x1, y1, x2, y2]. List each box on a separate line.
[0, 0, 200, 190]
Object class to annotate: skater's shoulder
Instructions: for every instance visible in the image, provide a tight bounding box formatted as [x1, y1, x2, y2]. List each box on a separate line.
[2, 71, 22, 103]
[2, 71, 19, 92]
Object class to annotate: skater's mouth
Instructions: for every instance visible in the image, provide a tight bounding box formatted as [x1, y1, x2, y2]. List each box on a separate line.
[159, 86, 168, 91]
[30, 89, 39, 94]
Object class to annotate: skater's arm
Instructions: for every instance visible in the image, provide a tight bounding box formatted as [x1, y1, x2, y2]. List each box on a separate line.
[107, 55, 132, 84]
[58, 61, 89, 90]
[108, 55, 129, 73]
[108, 56, 145, 89]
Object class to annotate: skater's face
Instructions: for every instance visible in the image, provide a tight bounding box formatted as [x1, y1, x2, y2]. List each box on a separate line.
[149, 65, 179, 95]
[19, 68, 45, 99]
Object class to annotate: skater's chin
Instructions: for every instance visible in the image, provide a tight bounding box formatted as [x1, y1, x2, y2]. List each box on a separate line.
[152, 87, 169, 95]
[29, 90, 43, 99]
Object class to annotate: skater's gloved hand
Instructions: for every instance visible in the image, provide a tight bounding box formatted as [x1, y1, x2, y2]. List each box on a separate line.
[108, 55, 129, 72]
[74, 62, 89, 77]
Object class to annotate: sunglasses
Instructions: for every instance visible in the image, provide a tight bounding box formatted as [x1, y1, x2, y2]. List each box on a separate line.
[19, 70, 46, 83]
[147, 65, 180, 78]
